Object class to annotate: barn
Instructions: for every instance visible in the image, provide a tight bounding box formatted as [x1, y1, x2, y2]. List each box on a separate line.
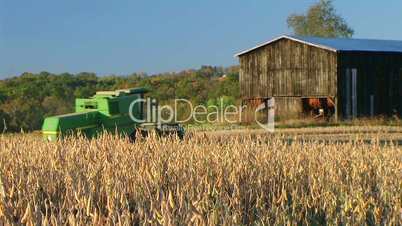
[236, 35, 402, 121]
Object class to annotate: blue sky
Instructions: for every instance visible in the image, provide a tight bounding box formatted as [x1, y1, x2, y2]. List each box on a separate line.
[1, 0, 402, 78]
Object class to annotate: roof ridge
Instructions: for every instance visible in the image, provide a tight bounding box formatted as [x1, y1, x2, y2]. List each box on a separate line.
[289, 35, 402, 42]
[235, 34, 402, 57]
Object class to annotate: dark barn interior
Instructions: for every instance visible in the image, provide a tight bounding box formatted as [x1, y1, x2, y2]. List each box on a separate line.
[236, 35, 402, 121]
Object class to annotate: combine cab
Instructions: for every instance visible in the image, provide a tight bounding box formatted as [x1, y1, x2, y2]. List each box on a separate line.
[42, 88, 184, 141]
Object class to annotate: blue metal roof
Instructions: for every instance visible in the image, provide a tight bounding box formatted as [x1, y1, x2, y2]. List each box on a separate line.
[290, 35, 402, 53]
[236, 35, 402, 56]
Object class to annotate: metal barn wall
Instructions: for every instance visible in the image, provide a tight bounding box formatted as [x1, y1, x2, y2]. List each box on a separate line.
[239, 38, 338, 119]
[338, 52, 402, 117]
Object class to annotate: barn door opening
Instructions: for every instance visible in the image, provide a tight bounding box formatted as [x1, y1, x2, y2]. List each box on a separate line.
[345, 68, 358, 119]
[302, 97, 335, 119]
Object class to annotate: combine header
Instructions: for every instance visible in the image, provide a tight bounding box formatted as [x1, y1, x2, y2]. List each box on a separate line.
[42, 88, 184, 141]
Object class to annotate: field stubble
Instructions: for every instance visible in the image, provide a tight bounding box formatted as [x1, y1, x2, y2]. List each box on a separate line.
[0, 131, 401, 225]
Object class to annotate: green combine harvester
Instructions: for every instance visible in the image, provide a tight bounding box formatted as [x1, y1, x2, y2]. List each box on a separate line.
[42, 87, 184, 141]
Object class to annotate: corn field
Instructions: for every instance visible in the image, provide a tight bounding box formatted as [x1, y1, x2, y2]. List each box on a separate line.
[0, 133, 401, 225]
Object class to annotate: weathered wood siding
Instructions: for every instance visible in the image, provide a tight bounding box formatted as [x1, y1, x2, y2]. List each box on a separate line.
[239, 38, 337, 119]
[239, 38, 337, 99]
[338, 52, 402, 117]
[274, 97, 303, 119]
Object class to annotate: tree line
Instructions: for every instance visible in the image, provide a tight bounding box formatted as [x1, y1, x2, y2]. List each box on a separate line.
[0, 66, 240, 132]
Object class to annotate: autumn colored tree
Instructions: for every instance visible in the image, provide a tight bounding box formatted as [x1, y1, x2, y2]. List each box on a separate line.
[287, 0, 354, 38]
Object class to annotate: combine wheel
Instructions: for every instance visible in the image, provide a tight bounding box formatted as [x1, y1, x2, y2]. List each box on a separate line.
[139, 130, 149, 139]
[129, 130, 137, 143]
[129, 129, 149, 143]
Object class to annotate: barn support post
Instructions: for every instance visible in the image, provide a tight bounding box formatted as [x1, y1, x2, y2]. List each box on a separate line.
[334, 97, 338, 121]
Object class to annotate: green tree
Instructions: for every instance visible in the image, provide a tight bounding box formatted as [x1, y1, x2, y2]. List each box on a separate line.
[287, 0, 354, 38]
[42, 96, 73, 116]
[0, 110, 9, 133]
[0, 98, 44, 131]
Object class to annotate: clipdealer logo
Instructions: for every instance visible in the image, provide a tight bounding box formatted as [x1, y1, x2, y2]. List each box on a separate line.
[129, 97, 275, 132]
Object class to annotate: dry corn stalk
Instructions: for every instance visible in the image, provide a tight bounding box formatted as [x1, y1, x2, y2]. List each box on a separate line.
[0, 131, 400, 225]
[0, 170, 4, 200]
[0, 166, 5, 218]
